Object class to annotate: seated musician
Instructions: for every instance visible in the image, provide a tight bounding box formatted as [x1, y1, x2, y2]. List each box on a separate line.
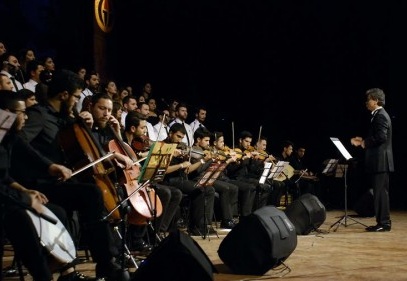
[162, 123, 216, 236]
[0, 90, 95, 281]
[274, 140, 298, 203]
[246, 135, 286, 208]
[289, 145, 321, 198]
[223, 131, 260, 218]
[191, 128, 238, 229]
[9, 70, 128, 281]
[121, 111, 182, 249]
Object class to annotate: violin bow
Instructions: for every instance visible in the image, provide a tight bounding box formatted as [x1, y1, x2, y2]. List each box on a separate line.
[257, 125, 262, 148]
[232, 121, 235, 150]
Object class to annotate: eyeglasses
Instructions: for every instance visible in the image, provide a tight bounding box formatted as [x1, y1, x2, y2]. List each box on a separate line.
[72, 94, 81, 99]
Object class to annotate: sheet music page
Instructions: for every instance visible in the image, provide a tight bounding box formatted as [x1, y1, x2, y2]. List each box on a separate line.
[0, 109, 17, 143]
[330, 137, 353, 160]
[322, 159, 339, 174]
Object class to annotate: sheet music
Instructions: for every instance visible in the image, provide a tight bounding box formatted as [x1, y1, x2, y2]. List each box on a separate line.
[138, 142, 177, 183]
[196, 162, 227, 187]
[330, 137, 353, 160]
[0, 109, 17, 143]
[259, 162, 272, 184]
[322, 159, 339, 174]
[267, 161, 290, 179]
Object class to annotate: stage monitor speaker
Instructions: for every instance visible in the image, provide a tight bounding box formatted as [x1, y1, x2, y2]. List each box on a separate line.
[132, 230, 216, 281]
[218, 206, 297, 275]
[285, 193, 326, 235]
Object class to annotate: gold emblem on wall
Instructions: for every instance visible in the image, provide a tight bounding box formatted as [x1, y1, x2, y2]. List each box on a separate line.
[94, 0, 114, 33]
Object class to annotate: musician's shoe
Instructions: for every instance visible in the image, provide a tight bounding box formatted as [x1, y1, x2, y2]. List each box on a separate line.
[220, 219, 236, 229]
[365, 224, 391, 232]
[57, 271, 97, 281]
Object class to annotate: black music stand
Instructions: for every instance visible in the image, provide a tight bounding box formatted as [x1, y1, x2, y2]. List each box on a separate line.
[328, 137, 368, 232]
[0, 109, 17, 143]
[138, 142, 177, 245]
[193, 161, 228, 240]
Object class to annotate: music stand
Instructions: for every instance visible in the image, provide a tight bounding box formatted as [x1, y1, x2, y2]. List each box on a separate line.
[138, 141, 177, 244]
[193, 161, 228, 240]
[329, 137, 368, 232]
[0, 109, 17, 143]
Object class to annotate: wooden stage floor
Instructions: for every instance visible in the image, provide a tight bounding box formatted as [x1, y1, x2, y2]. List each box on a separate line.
[3, 209, 407, 281]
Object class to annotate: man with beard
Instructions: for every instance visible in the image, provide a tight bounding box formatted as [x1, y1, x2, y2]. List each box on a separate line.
[0, 52, 24, 91]
[76, 70, 100, 112]
[10, 70, 133, 280]
[0, 90, 97, 281]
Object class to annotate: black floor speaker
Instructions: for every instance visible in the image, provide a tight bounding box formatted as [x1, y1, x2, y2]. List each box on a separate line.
[218, 206, 297, 275]
[131, 229, 215, 281]
[285, 193, 326, 235]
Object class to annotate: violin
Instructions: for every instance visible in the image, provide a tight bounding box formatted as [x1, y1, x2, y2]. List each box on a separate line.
[131, 135, 152, 153]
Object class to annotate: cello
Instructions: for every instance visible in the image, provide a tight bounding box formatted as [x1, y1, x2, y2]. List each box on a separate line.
[58, 108, 123, 223]
[107, 125, 163, 225]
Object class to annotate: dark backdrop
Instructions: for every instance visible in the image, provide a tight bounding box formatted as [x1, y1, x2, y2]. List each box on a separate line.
[1, 0, 405, 209]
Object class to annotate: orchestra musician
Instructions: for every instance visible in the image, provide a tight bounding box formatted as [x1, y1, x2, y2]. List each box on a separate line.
[289, 145, 321, 198]
[0, 90, 94, 281]
[122, 111, 182, 249]
[246, 135, 286, 209]
[163, 123, 216, 236]
[9, 70, 127, 280]
[191, 128, 238, 229]
[222, 131, 259, 219]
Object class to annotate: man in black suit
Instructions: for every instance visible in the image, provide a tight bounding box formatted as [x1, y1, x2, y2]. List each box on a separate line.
[351, 88, 394, 232]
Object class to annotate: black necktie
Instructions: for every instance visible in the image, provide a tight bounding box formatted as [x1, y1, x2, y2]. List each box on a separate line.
[182, 122, 190, 146]
[10, 76, 18, 91]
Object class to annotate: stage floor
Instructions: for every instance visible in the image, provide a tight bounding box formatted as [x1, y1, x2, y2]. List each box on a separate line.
[3, 209, 407, 281]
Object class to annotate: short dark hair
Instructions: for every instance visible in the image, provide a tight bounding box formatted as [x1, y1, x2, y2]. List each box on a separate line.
[125, 111, 146, 132]
[47, 69, 84, 98]
[366, 88, 385, 106]
[169, 123, 186, 135]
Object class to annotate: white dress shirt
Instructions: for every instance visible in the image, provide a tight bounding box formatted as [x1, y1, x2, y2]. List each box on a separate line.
[23, 79, 38, 93]
[154, 121, 169, 141]
[169, 118, 194, 146]
[190, 119, 205, 132]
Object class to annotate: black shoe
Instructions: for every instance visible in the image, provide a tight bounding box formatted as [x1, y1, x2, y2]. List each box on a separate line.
[220, 219, 236, 229]
[57, 271, 97, 281]
[365, 224, 391, 232]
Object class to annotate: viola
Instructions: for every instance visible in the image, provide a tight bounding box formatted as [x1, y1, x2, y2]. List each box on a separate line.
[108, 127, 163, 225]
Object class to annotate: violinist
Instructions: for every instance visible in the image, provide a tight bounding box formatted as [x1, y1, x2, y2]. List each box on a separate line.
[189, 128, 239, 229]
[163, 123, 216, 236]
[219, 131, 258, 218]
[246, 136, 285, 209]
[10, 70, 125, 281]
[122, 111, 182, 249]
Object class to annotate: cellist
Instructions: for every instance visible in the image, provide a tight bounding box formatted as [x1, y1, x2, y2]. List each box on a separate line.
[10, 69, 126, 281]
[121, 111, 182, 251]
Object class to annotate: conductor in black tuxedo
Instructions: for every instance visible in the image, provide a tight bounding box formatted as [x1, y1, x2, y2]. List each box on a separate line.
[351, 88, 394, 232]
